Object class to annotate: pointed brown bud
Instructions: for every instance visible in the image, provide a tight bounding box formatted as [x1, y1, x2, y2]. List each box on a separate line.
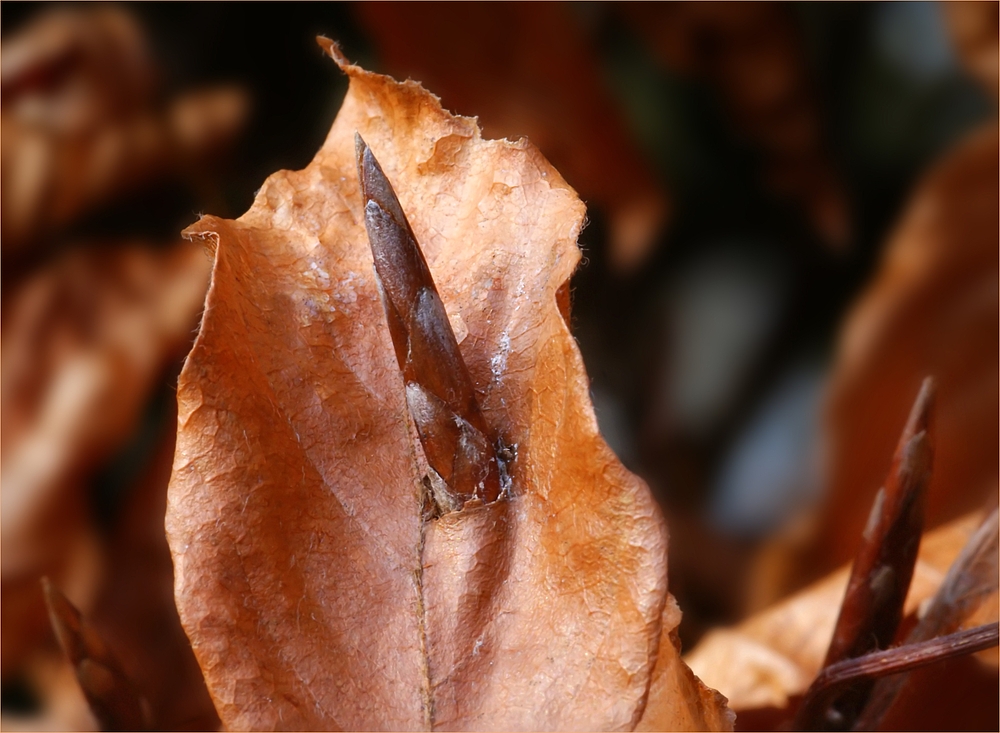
[795, 377, 935, 729]
[356, 134, 501, 511]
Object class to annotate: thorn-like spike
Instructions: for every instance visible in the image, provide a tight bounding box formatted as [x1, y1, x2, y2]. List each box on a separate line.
[795, 378, 936, 729]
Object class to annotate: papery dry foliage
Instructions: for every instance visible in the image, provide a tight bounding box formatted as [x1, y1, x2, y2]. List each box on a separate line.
[165, 41, 731, 731]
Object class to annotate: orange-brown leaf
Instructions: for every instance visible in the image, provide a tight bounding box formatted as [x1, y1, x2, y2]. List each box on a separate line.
[0, 8, 248, 262]
[165, 42, 728, 730]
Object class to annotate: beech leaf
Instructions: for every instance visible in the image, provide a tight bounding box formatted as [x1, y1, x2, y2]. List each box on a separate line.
[165, 40, 730, 731]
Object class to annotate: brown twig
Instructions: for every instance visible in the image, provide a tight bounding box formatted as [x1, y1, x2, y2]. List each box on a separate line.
[794, 377, 935, 730]
[795, 622, 999, 731]
[355, 134, 501, 513]
[41, 577, 150, 731]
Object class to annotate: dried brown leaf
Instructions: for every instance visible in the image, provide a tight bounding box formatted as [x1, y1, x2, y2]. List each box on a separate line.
[0, 8, 248, 261]
[165, 41, 729, 730]
[636, 597, 736, 731]
[0, 8, 155, 130]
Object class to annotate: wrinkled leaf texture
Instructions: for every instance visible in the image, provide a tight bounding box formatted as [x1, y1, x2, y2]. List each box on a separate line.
[166, 41, 730, 731]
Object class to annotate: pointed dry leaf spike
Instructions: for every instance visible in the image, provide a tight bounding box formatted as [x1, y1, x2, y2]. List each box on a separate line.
[854, 506, 999, 730]
[41, 577, 150, 731]
[795, 377, 935, 730]
[826, 376, 936, 663]
[794, 621, 999, 730]
[356, 133, 501, 511]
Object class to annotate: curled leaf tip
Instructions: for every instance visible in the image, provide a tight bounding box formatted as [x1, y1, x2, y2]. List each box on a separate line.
[356, 138, 502, 512]
[316, 36, 347, 66]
